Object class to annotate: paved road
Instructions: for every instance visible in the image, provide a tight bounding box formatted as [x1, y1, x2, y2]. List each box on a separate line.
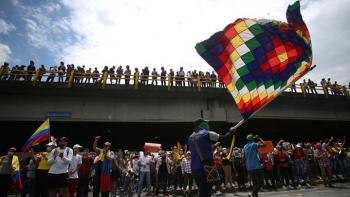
[10, 182, 350, 197]
[226, 182, 350, 197]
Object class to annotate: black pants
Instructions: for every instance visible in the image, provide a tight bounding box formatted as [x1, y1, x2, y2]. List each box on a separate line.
[156, 172, 168, 195]
[280, 167, 295, 186]
[77, 177, 89, 197]
[192, 169, 211, 197]
[183, 173, 193, 190]
[173, 168, 183, 191]
[248, 169, 264, 197]
[35, 169, 48, 197]
[0, 174, 11, 197]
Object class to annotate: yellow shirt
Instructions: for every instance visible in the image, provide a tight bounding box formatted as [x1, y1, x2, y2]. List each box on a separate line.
[37, 152, 50, 170]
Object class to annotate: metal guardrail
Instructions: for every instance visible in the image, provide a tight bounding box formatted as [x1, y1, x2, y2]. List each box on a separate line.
[0, 68, 349, 99]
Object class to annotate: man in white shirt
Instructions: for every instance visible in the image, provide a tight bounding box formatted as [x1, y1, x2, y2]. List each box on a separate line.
[47, 137, 73, 197]
[137, 151, 153, 197]
[68, 144, 82, 197]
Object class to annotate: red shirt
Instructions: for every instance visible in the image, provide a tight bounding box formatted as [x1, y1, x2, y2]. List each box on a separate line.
[214, 158, 222, 168]
[262, 159, 273, 172]
[277, 151, 289, 168]
[79, 156, 94, 179]
[293, 150, 303, 160]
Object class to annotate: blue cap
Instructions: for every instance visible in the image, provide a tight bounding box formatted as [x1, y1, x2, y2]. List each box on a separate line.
[194, 118, 208, 126]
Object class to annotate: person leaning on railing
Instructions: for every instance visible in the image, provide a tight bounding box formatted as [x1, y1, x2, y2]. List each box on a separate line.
[58, 62, 66, 83]
[0, 62, 10, 80]
[85, 68, 92, 83]
[124, 65, 131, 85]
[160, 67, 166, 86]
[332, 81, 343, 95]
[92, 67, 100, 83]
[27, 60, 36, 81]
[37, 65, 46, 82]
[116, 65, 123, 85]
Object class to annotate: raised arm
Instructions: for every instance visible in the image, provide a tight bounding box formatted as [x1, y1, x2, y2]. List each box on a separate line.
[93, 136, 101, 153]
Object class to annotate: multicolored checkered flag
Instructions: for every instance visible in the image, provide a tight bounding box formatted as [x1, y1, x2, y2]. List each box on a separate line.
[196, 1, 312, 119]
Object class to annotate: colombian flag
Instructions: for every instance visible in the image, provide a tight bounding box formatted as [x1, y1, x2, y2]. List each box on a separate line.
[11, 155, 22, 191]
[22, 118, 50, 152]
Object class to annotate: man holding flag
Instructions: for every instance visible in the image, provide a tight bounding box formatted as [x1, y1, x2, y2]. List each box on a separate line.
[0, 147, 22, 197]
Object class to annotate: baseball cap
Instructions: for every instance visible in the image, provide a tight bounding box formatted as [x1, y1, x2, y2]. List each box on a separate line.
[73, 144, 82, 149]
[194, 118, 208, 126]
[104, 142, 111, 146]
[8, 147, 16, 152]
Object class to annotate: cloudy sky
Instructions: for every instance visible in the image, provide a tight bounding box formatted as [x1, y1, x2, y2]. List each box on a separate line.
[0, 0, 349, 84]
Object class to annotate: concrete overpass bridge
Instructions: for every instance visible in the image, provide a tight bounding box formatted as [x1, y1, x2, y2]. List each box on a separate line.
[0, 81, 349, 150]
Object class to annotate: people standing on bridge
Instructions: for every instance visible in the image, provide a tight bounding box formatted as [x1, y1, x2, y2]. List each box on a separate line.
[58, 62, 66, 83]
[85, 68, 92, 83]
[192, 70, 198, 87]
[210, 71, 217, 88]
[124, 65, 131, 85]
[243, 134, 266, 197]
[178, 67, 185, 86]
[27, 60, 36, 81]
[92, 136, 113, 197]
[92, 67, 99, 83]
[46, 66, 57, 83]
[109, 66, 116, 84]
[151, 68, 158, 86]
[116, 65, 123, 85]
[187, 71, 193, 87]
[327, 78, 333, 95]
[169, 69, 174, 87]
[160, 67, 166, 86]
[0, 62, 10, 80]
[141, 66, 150, 85]
[188, 118, 237, 197]
[47, 137, 73, 197]
[308, 79, 317, 94]
[68, 144, 82, 197]
[134, 67, 140, 85]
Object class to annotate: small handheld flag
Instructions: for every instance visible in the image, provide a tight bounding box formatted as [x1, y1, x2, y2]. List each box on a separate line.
[22, 118, 50, 152]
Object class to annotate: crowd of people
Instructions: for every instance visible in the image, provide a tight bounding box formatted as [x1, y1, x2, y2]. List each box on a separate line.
[0, 61, 224, 88]
[0, 131, 349, 197]
[1, 61, 350, 95]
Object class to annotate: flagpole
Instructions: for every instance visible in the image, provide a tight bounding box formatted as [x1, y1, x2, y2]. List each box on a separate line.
[226, 65, 315, 159]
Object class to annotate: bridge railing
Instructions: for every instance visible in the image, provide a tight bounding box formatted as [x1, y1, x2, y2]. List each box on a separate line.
[0, 69, 349, 99]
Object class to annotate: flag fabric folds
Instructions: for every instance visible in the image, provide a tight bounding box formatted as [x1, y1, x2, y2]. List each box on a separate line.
[195, 1, 312, 119]
[22, 118, 50, 152]
[11, 155, 23, 191]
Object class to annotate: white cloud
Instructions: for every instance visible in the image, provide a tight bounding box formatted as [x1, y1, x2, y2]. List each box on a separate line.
[8, 0, 350, 84]
[0, 19, 16, 35]
[300, 0, 350, 84]
[0, 43, 12, 62]
[59, 0, 293, 70]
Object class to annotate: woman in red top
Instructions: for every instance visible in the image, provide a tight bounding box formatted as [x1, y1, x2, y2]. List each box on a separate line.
[262, 153, 276, 188]
[275, 144, 294, 189]
[77, 148, 94, 197]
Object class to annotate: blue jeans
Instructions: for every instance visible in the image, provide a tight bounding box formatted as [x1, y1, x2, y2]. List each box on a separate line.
[295, 160, 306, 181]
[330, 158, 337, 175]
[138, 171, 151, 195]
[192, 169, 211, 197]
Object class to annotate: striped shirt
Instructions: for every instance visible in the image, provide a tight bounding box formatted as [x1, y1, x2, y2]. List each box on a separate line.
[181, 158, 191, 174]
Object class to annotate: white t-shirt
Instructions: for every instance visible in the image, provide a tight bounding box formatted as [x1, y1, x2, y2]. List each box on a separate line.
[48, 147, 73, 174]
[139, 155, 152, 172]
[68, 154, 82, 179]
